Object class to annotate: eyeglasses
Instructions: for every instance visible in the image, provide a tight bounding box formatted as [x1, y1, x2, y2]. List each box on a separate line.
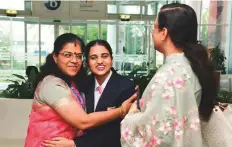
[58, 51, 83, 61]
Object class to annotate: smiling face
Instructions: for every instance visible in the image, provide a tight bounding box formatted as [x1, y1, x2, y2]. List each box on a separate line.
[53, 42, 83, 77]
[88, 44, 112, 78]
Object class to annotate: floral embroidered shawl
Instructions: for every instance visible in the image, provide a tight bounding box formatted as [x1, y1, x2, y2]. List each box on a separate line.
[121, 53, 207, 147]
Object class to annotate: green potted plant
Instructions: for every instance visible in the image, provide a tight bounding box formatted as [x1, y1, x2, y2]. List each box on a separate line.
[209, 44, 226, 91]
[217, 90, 232, 104]
[126, 62, 158, 94]
[0, 74, 34, 99]
[210, 44, 226, 74]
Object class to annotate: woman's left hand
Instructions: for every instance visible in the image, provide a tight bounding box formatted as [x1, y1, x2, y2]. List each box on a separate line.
[43, 137, 75, 147]
[128, 101, 139, 114]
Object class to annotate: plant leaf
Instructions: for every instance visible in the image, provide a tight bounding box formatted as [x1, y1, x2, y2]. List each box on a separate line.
[7, 80, 19, 85]
[12, 74, 26, 80]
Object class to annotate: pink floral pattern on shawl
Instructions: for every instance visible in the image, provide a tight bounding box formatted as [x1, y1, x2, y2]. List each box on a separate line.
[121, 54, 205, 147]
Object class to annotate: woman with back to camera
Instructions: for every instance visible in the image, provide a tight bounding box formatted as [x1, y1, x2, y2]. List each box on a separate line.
[121, 3, 216, 147]
[24, 33, 137, 147]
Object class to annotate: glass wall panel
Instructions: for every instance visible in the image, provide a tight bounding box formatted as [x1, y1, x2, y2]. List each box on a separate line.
[41, 24, 55, 64]
[0, 19, 11, 70]
[145, 1, 165, 15]
[117, 21, 148, 74]
[199, 25, 227, 50]
[12, 19, 25, 70]
[0, 18, 11, 89]
[71, 25, 86, 43]
[59, 25, 70, 35]
[27, 23, 39, 67]
[107, 3, 117, 14]
[0, 18, 25, 90]
[87, 24, 99, 43]
[101, 21, 117, 67]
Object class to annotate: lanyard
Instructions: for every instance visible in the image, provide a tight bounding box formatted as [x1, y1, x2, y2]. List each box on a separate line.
[70, 83, 86, 111]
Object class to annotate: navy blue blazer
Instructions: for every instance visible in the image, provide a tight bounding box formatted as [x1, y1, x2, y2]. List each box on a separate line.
[74, 71, 135, 147]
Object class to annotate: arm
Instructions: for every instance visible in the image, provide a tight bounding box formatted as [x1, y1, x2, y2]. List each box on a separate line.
[40, 77, 137, 130]
[120, 66, 203, 147]
[55, 98, 134, 130]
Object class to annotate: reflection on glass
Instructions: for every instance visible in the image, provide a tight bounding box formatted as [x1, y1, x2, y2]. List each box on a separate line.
[12, 20, 25, 70]
[0, 19, 26, 87]
[59, 25, 70, 35]
[119, 22, 145, 55]
[146, 2, 159, 15]
[101, 22, 116, 53]
[41, 25, 55, 64]
[0, 20, 11, 70]
[71, 25, 86, 43]
[27, 24, 38, 68]
[199, 25, 226, 49]
[116, 22, 148, 74]
[101, 21, 117, 68]
[87, 24, 98, 43]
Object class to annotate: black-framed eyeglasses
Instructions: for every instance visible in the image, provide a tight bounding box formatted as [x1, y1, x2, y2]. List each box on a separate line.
[58, 51, 83, 61]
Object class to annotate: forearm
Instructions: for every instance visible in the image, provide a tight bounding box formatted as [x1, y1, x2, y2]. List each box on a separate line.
[56, 92, 136, 130]
[56, 102, 125, 130]
[82, 107, 124, 129]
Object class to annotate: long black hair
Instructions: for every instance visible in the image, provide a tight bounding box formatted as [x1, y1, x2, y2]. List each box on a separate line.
[158, 3, 216, 120]
[35, 33, 87, 88]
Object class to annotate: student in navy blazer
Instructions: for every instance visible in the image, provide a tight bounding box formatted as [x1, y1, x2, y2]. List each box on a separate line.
[75, 69, 135, 147]
[73, 40, 135, 147]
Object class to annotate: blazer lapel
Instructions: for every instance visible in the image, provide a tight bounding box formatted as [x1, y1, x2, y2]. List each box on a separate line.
[85, 76, 95, 113]
[95, 73, 120, 111]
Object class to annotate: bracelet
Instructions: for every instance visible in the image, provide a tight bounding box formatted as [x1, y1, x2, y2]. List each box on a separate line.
[119, 106, 127, 118]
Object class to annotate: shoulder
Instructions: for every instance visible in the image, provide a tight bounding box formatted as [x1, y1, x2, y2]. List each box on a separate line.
[37, 75, 73, 106]
[154, 61, 192, 85]
[114, 73, 135, 88]
[40, 75, 69, 89]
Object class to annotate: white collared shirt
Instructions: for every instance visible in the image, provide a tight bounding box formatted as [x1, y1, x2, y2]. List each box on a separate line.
[94, 70, 112, 110]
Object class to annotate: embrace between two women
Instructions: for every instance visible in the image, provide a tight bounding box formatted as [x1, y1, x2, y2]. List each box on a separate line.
[25, 3, 216, 147]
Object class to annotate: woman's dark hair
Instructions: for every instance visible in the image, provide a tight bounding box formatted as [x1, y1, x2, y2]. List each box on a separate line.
[36, 33, 87, 88]
[26, 66, 39, 77]
[158, 3, 216, 120]
[84, 39, 113, 62]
